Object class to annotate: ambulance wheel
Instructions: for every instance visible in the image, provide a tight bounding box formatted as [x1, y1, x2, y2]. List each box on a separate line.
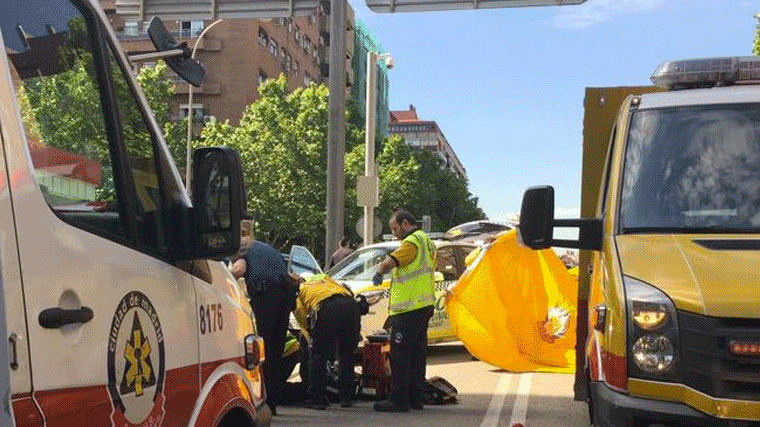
[218, 408, 253, 427]
[586, 370, 597, 426]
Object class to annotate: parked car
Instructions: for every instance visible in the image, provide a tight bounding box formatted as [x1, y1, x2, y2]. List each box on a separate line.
[287, 240, 478, 344]
[443, 219, 515, 243]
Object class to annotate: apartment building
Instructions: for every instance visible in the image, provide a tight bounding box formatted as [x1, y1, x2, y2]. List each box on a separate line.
[389, 105, 467, 179]
[100, 0, 354, 127]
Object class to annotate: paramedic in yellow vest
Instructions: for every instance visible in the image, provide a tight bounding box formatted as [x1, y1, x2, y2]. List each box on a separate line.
[293, 274, 361, 410]
[371, 209, 437, 413]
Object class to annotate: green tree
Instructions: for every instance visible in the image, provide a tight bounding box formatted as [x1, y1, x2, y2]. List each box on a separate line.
[200, 75, 485, 252]
[135, 61, 186, 169]
[346, 134, 485, 240]
[201, 76, 342, 252]
[754, 14, 760, 56]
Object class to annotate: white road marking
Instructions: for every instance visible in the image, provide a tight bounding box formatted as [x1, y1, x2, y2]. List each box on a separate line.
[480, 372, 513, 427]
[508, 373, 533, 426]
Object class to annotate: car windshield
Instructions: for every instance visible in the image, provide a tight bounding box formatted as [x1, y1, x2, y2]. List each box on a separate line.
[326, 247, 393, 281]
[620, 104, 760, 233]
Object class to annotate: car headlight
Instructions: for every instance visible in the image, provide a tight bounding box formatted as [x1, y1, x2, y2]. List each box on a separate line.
[625, 276, 680, 380]
[361, 289, 386, 306]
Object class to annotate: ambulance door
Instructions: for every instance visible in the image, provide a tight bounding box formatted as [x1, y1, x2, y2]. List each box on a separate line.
[1, 1, 200, 425]
[0, 40, 36, 422]
[192, 260, 265, 422]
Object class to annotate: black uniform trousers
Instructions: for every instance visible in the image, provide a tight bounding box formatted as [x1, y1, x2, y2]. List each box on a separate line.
[388, 305, 434, 409]
[308, 295, 361, 403]
[251, 292, 291, 414]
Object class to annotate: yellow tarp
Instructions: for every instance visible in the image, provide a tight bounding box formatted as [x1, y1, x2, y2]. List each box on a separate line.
[445, 230, 577, 373]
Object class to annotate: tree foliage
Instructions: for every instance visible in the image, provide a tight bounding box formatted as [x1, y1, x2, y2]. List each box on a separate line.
[754, 15, 760, 56]
[347, 135, 485, 237]
[200, 76, 335, 251]
[199, 74, 484, 253]
[23, 40, 484, 254]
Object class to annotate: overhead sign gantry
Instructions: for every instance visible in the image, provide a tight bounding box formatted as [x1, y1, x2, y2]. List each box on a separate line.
[366, 0, 585, 13]
[114, 0, 319, 20]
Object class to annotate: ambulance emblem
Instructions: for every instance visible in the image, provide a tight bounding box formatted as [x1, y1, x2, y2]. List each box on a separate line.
[107, 291, 166, 427]
[120, 313, 157, 397]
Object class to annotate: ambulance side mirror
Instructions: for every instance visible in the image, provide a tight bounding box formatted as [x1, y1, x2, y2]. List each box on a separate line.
[190, 147, 245, 259]
[518, 186, 555, 250]
[518, 185, 603, 251]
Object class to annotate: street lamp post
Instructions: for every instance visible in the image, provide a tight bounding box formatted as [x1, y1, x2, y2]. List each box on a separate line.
[361, 51, 392, 247]
[186, 19, 223, 193]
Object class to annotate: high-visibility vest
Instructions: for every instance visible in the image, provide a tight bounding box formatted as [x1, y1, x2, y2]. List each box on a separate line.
[389, 229, 436, 315]
[293, 274, 352, 334]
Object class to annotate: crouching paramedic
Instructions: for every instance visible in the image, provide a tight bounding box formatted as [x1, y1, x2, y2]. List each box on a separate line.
[372, 209, 437, 412]
[293, 274, 361, 409]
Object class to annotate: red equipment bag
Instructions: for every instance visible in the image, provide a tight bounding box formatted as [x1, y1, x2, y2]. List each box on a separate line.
[360, 340, 391, 400]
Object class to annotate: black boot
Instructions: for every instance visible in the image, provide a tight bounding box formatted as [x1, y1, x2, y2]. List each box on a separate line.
[373, 400, 409, 412]
[303, 398, 328, 410]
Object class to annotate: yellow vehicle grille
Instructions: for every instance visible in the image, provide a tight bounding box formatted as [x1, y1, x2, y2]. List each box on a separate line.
[679, 311, 760, 401]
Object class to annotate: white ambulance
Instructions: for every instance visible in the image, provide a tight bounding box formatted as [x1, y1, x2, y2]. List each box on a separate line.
[0, 0, 269, 425]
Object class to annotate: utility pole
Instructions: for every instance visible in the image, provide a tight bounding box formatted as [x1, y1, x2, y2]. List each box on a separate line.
[324, 0, 347, 268]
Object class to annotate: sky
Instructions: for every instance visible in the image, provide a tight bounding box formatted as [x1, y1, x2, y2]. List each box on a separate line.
[350, 0, 759, 222]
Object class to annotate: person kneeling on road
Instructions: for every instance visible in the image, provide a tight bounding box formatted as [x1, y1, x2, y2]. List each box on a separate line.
[293, 274, 362, 410]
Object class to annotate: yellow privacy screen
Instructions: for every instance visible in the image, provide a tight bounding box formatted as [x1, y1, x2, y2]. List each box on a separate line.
[446, 230, 577, 373]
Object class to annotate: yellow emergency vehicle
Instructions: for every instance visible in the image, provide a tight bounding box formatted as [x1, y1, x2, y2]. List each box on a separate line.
[519, 57, 760, 426]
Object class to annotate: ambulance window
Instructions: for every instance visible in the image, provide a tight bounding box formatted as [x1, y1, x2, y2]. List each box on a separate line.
[4, 1, 127, 240]
[105, 46, 167, 254]
[599, 124, 617, 215]
[4, 0, 167, 255]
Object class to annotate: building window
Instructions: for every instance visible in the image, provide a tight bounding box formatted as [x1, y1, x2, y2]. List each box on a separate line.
[304, 37, 311, 54]
[124, 21, 138, 36]
[179, 103, 205, 123]
[294, 27, 301, 44]
[284, 53, 292, 71]
[180, 20, 204, 38]
[293, 60, 299, 75]
[258, 28, 268, 47]
[269, 38, 278, 56]
[258, 69, 268, 85]
[288, 20, 293, 33]
[304, 72, 312, 86]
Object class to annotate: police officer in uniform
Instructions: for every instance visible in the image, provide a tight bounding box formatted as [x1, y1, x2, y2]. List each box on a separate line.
[231, 241, 298, 416]
[292, 274, 362, 410]
[372, 209, 437, 412]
